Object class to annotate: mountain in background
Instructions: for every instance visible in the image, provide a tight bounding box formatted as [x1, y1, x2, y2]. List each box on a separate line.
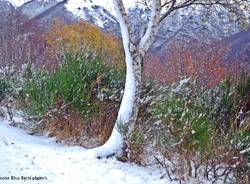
[1, 0, 249, 69]
[3, 0, 244, 38]
[225, 28, 250, 70]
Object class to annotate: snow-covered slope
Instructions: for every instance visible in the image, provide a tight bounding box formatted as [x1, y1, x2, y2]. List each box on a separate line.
[5, 0, 243, 38]
[20, 0, 62, 18]
[3, 0, 248, 54]
[0, 119, 172, 184]
[0, 0, 12, 12]
[6, 0, 30, 6]
[64, 1, 119, 31]
[65, 0, 245, 50]
[66, 0, 136, 17]
[8, 0, 120, 33]
[224, 28, 250, 70]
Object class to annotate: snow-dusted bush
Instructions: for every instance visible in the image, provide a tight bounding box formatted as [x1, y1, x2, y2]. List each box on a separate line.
[21, 53, 124, 118]
[152, 79, 214, 152]
[0, 79, 10, 102]
[124, 74, 250, 182]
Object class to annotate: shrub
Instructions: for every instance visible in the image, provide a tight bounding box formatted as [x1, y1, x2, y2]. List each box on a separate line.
[22, 53, 124, 118]
[0, 79, 10, 102]
[44, 20, 125, 70]
[125, 73, 250, 182]
[152, 79, 215, 152]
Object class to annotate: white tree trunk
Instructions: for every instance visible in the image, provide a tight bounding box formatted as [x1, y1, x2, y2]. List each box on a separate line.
[89, 43, 139, 158]
[87, 0, 160, 158]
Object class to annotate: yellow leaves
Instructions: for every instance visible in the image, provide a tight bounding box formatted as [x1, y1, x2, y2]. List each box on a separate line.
[44, 20, 125, 69]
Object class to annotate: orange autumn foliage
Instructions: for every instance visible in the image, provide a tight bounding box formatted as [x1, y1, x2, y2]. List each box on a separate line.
[44, 20, 124, 69]
[145, 40, 227, 88]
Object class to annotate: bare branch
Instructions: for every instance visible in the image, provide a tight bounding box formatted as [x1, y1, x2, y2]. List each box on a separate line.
[139, 0, 162, 52]
[159, 0, 178, 22]
[137, 0, 150, 8]
[161, 0, 174, 8]
[159, 0, 244, 23]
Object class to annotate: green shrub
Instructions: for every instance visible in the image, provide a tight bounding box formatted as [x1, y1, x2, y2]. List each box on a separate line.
[22, 53, 124, 118]
[214, 77, 235, 129]
[152, 79, 215, 152]
[151, 74, 250, 151]
[122, 73, 250, 181]
[0, 79, 10, 102]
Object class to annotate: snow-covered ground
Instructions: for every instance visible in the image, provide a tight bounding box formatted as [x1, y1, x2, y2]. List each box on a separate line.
[0, 119, 173, 184]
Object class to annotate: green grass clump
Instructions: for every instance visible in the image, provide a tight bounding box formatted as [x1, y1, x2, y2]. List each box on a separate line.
[152, 73, 250, 153]
[22, 53, 124, 118]
[0, 79, 10, 102]
[152, 79, 214, 152]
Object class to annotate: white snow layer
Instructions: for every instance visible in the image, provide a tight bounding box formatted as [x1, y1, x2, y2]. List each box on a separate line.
[0, 119, 172, 184]
[65, 0, 136, 17]
[6, 0, 30, 6]
[7, 0, 135, 15]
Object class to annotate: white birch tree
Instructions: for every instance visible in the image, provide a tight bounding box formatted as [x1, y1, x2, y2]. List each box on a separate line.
[88, 0, 250, 158]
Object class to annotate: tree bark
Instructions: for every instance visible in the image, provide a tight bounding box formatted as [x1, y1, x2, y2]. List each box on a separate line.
[87, 0, 160, 158]
[127, 51, 143, 135]
[87, 46, 144, 158]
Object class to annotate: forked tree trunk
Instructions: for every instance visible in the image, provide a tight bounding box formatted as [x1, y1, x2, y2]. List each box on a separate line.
[85, 0, 248, 159]
[88, 0, 161, 158]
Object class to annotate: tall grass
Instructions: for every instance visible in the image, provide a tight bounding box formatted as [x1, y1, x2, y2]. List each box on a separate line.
[22, 53, 125, 118]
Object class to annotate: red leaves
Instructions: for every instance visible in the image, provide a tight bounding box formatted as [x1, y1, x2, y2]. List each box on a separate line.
[144, 40, 228, 88]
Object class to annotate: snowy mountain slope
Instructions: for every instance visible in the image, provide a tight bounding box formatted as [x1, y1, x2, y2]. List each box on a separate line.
[224, 28, 250, 69]
[12, 0, 120, 33]
[64, 0, 245, 51]
[66, 3, 119, 32]
[0, 119, 174, 184]
[6, 0, 135, 26]
[24, 0, 76, 28]
[20, 0, 62, 18]
[0, 0, 12, 12]
[65, 0, 136, 17]
[5, 0, 242, 39]
[5, 0, 30, 7]
[2, 0, 249, 57]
